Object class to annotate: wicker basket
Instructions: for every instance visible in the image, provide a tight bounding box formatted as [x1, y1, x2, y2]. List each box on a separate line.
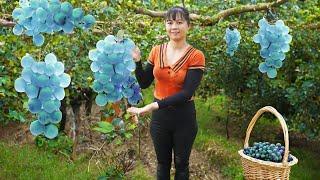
[238, 106, 298, 180]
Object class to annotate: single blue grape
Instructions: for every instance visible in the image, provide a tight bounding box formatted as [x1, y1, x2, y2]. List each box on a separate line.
[44, 124, 58, 139]
[96, 93, 108, 106]
[59, 73, 71, 88]
[39, 87, 54, 101]
[92, 81, 104, 93]
[30, 120, 45, 136]
[33, 34, 45, 46]
[50, 110, 62, 124]
[53, 87, 65, 100]
[14, 77, 27, 92]
[28, 98, 42, 113]
[38, 110, 51, 125]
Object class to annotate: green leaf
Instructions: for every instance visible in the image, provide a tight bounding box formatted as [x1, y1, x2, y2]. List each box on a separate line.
[97, 121, 114, 133]
[124, 113, 131, 120]
[93, 127, 112, 134]
[124, 132, 132, 139]
[127, 124, 136, 130]
[94, 121, 114, 134]
[115, 138, 122, 145]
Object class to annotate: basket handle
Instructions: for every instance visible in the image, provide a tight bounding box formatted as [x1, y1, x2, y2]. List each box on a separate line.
[244, 106, 289, 165]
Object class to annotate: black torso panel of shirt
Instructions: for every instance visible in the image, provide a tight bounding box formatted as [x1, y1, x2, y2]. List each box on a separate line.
[135, 61, 203, 109]
[135, 61, 154, 89]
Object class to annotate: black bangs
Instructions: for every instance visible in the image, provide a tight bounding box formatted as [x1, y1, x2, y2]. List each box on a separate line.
[165, 6, 190, 25]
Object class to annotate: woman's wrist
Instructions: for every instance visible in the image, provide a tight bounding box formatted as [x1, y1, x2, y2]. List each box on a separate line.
[134, 57, 142, 63]
[148, 102, 159, 111]
[134, 58, 141, 62]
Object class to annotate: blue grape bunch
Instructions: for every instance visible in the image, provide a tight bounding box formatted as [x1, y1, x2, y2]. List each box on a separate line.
[224, 27, 241, 56]
[243, 142, 294, 163]
[14, 53, 71, 139]
[240, 0, 257, 4]
[253, 18, 292, 78]
[12, 0, 96, 46]
[251, 0, 257, 4]
[89, 35, 142, 106]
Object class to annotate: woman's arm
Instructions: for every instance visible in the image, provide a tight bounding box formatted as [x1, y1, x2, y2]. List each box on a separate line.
[127, 69, 203, 116]
[135, 61, 154, 89]
[132, 46, 155, 89]
[156, 69, 203, 109]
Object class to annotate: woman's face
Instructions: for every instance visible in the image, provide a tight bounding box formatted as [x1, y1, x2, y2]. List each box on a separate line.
[165, 14, 189, 42]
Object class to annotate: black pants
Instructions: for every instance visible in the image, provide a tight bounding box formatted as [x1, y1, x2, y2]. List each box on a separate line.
[150, 100, 198, 180]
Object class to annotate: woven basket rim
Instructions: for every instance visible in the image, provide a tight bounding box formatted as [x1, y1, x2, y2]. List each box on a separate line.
[238, 149, 298, 168]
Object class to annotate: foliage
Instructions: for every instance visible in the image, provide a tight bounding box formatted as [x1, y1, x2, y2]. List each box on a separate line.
[97, 147, 136, 180]
[126, 160, 154, 180]
[35, 133, 73, 155]
[93, 112, 136, 144]
[98, 165, 125, 180]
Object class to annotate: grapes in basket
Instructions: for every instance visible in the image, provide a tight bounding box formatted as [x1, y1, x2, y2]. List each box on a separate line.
[243, 141, 294, 163]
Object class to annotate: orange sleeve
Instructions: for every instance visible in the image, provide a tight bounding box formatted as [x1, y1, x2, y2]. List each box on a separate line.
[188, 50, 205, 71]
[147, 46, 157, 65]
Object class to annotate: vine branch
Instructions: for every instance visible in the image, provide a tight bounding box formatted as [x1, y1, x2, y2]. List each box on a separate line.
[133, 0, 288, 25]
[0, 0, 288, 27]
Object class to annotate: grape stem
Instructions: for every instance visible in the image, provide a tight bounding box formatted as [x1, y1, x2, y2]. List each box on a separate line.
[37, 87, 41, 99]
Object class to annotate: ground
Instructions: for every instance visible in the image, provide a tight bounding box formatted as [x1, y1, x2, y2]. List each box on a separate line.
[0, 103, 224, 180]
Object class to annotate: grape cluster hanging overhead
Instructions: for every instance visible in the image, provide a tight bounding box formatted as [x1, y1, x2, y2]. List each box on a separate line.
[14, 53, 70, 139]
[12, 0, 96, 46]
[89, 35, 142, 106]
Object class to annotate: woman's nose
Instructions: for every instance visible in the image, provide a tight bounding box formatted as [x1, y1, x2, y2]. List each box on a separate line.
[171, 23, 178, 29]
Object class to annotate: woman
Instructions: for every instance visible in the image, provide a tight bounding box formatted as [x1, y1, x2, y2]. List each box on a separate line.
[127, 6, 205, 180]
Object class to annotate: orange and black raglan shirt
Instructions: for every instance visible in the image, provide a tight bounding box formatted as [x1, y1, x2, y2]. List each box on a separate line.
[135, 43, 205, 109]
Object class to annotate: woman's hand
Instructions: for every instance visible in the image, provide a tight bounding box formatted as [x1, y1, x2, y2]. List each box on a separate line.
[132, 46, 141, 62]
[127, 102, 159, 116]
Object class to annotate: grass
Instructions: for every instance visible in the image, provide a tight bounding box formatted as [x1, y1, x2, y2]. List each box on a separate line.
[290, 148, 320, 180]
[0, 142, 100, 180]
[0, 142, 155, 180]
[126, 160, 154, 180]
[194, 97, 244, 179]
